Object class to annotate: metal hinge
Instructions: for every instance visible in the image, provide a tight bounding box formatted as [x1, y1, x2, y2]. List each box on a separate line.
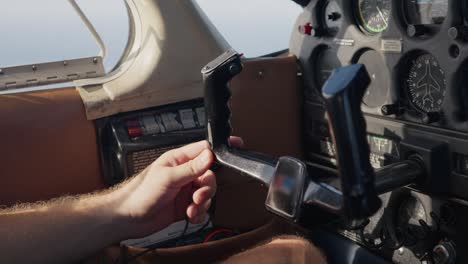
[0, 56, 105, 91]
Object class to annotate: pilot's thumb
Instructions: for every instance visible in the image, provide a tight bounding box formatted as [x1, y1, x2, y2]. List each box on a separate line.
[170, 149, 213, 186]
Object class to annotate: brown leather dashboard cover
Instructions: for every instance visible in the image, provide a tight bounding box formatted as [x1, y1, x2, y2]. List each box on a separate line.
[230, 55, 303, 158]
[212, 55, 304, 231]
[0, 88, 105, 206]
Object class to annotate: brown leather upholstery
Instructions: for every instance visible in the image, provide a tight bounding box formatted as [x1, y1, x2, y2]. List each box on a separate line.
[86, 220, 289, 264]
[0, 88, 105, 206]
[213, 55, 304, 230]
[230, 56, 303, 159]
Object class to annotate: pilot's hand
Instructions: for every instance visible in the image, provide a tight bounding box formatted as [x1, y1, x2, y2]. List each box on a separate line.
[114, 137, 243, 238]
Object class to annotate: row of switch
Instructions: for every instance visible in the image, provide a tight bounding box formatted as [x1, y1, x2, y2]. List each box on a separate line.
[126, 107, 205, 138]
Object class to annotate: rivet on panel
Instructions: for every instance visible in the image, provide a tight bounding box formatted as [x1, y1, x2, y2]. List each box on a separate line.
[257, 70, 265, 78]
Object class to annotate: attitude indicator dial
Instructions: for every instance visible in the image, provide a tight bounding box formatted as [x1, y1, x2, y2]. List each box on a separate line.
[405, 54, 446, 113]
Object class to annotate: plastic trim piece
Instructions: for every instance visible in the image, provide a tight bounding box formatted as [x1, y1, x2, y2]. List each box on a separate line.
[76, 0, 230, 120]
[68, 0, 107, 59]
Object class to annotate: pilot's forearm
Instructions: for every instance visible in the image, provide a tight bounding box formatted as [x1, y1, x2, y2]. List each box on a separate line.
[0, 141, 216, 263]
[0, 191, 128, 264]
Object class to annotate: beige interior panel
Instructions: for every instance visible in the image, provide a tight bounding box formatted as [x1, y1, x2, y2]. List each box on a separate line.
[77, 0, 229, 120]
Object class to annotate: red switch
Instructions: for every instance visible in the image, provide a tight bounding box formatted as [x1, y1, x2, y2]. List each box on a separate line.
[128, 126, 143, 138]
[299, 23, 314, 36]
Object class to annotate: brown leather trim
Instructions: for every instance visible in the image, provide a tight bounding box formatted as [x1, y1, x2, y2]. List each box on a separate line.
[0, 88, 105, 206]
[86, 220, 291, 264]
[213, 55, 304, 230]
[230, 56, 303, 158]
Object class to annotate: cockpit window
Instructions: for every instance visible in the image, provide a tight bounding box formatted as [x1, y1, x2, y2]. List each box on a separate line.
[195, 0, 302, 57]
[0, 0, 129, 73]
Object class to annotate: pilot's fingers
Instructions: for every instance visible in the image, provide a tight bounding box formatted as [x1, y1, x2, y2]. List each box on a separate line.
[229, 136, 244, 148]
[167, 149, 213, 187]
[193, 170, 216, 205]
[157, 140, 210, 167]
[187, 199, 211, 224]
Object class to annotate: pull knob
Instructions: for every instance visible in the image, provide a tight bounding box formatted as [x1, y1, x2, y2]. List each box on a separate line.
[448, 26, 468, 41]
[407, 24, 427, 37]
[381, 104, 405, 116]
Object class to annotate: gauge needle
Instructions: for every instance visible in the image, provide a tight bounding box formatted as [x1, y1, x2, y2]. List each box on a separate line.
[376, 6, 388, 27]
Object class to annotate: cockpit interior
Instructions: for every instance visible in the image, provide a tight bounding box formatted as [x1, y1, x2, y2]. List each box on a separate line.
[2, 0, 468, 263]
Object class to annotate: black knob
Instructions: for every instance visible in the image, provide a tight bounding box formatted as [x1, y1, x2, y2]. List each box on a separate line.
[407, 24, 427, 37]
[448, 26, 468, 41]
[381, 104, 404, 116]
[433, 240, 456, 264]
[328, 12, 341, 21]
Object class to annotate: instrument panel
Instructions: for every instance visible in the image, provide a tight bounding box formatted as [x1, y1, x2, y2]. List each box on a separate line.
[293, 0, 468, 129]
[291, 1, 468, 262]
[291, 0, 468, 171]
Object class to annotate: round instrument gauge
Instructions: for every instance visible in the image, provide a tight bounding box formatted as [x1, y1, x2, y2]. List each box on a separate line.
[404, 0, 448, 25]
[404, 54, 446, 113]
[357, 50, 391, 108]
[314, 47, 342, 90]
[357, 0, 391, 34]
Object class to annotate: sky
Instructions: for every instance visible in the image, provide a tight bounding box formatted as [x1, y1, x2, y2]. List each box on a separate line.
[0, 0, 302, 71]
[195, 0, 302, 56]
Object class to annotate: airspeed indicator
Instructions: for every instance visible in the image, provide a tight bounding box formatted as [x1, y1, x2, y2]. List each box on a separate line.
[357, 0, 391, 34]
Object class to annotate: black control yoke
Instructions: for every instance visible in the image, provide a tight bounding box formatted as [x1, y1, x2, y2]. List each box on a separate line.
[321, 64, 382, 222]
[202, 50, 277, 183]
[202, 50, 422, 225]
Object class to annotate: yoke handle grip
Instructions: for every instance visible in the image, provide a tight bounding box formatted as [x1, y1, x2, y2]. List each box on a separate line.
[202, 50, 276, 185]
[322, 64, 382, 224]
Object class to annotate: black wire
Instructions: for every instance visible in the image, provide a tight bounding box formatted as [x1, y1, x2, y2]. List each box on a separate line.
[121, 220, 189, 264]
[180, 218, 190, 238]
[122, 216, 213, 264]
[195, 216, 211, 233]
